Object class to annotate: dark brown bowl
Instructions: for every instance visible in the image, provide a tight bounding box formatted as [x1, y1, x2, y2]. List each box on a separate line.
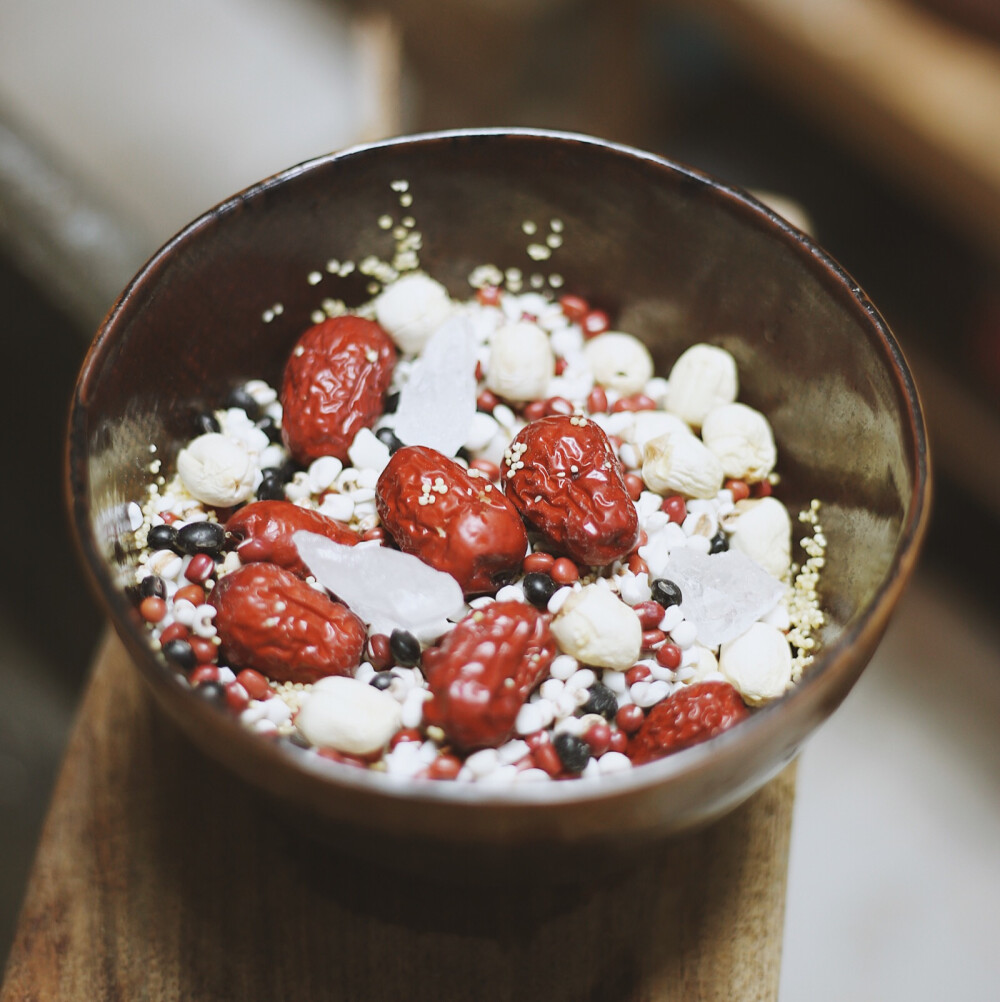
[67, 129, 930, 879]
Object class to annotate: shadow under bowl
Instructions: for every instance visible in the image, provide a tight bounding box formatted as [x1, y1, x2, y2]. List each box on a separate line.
[67, 129, 930, 880]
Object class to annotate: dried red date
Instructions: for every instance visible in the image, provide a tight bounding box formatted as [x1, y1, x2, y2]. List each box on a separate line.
[376, 445, 528, 595]
[422, 601, 556, 749]
[225, 500, 358, 577]
[280, 315, 396, 464]
[210, 563, 366, 684]
[500, 414, 639, 565]
[628, 681, 749, 764]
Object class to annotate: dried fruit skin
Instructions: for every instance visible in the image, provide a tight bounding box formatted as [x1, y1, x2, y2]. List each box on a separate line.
[422, 601, 556, 749]
[501, 414, 639, 566]
[225, 500, 358, 577]
[628, 681, 749, 764]
[210, 562, 366, 684]
[281, 315, 396, 465]
[376, 445, 529, 595]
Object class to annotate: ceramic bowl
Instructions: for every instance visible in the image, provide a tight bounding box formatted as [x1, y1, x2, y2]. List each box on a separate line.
[67, 129, 930, 880]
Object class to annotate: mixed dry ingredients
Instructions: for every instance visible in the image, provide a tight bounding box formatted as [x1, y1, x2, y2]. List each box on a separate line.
[128, 181, 826, 784]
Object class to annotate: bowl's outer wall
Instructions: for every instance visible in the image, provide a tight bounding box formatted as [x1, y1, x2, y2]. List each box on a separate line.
[69, 131, 929, 867]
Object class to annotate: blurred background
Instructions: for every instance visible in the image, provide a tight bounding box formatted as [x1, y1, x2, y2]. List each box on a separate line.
[1, 0, 998, 997]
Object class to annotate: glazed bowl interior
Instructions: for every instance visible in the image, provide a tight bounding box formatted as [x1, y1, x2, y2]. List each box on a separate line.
[68, 129, 929, 877]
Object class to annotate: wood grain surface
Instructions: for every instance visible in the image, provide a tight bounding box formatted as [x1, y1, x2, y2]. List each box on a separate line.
[696, 0, 1000, 261]
[2, 632, 796, 1001]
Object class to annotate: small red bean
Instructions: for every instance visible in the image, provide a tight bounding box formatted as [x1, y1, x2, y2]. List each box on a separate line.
[584, 721, 612, 757]
[582, 309, 609, 338]
[624, 474, 644, 501]
[609, 730, 628, 754]
[390, 727, 423, 749]
[533, 742, 563, 777]
[427, 754, 462, 780]
[190, 665, 219, 685]
[160, 511, 179, 525]
[611, 393, 657, 413]
[629, 529, 648, 554]
[523, 400, 546, 421]
[476, 285, 501, 307]
[616, 704, 645, 734]
[559, 293, 589, 322]
[655, 643, 682, 670]
[476, 389, 499, 412]
[627, 554, 649, 576]
[362, 526, 387, 542]
[586, 386, 608, 413]
[725, 478, 751, 503]
[754, 480, 773, 497]
[660, 495, 687, 523]
[475, 360, 484, 381]
[236, 668, 271, 701]
[189, 636, 218, 664]
[469, 458, 501, 481]
[140, 596, 167, 623]
[159, 621, 189, 645]
[184, 553, 215, 583]
[368, 633, 393, 670]
[633, 601, 664, 630]
[642, 629, 666, 650]
[550, 558, 580, 584]
[625, 664, 651, 687]
[554, 357, 569, 376]
[524, 730, 549, 750]
[175, 584, 206, 606]
[523, 551, 556, 573]
[544, 395, 574, 416]
[225, 681, 250, 712]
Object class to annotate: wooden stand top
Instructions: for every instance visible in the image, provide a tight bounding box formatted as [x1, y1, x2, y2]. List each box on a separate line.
[2, 632, 796, 1001]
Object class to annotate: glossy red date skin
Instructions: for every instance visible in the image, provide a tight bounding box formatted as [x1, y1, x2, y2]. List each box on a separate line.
[225, 500, 358, 578]
[376, 445, 528, 595]
[421, 601, 556, 750]
[281, 315, 396, 465]
[628, 681, 749, 764]
[500, 414, 639, 566]
[210, 562, 366, 684]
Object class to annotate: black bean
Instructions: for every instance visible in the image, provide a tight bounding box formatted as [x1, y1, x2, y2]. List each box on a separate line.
[225, 386, 262, 420]
[195, 681, 226, 706]
[651, 578, 683, 608]
[195, 411, 221, 435]
[375, 426, 404, 453]
[383, 391, 400, 414]
[140, 574, 167, 600]
[553, 732, 591, 775]
[257, 474, 285, 501]
[162, 638, 196, 671]
[176, 521, 226, 556]
[147, 524, 179, 552]
[456, 446, 472, 463]
[390, 628, 421, 666]
[258, 415, 284, 444]
[709, 531, 729, 554]
[581, 682, 618, 720]
[522, 572, 559, 609]
[370, 672, 397, 691]
[262, 460, 298, 485]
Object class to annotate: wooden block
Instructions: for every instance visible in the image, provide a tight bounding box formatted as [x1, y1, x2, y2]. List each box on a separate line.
[2, 632, 795, 1001]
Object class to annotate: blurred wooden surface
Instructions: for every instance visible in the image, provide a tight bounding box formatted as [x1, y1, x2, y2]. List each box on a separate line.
[2, 631, 796, 1001]
[695, 0, 1000, 261]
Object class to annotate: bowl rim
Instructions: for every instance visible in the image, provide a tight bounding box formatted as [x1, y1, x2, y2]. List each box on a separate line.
[67, 126, 932, 809]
